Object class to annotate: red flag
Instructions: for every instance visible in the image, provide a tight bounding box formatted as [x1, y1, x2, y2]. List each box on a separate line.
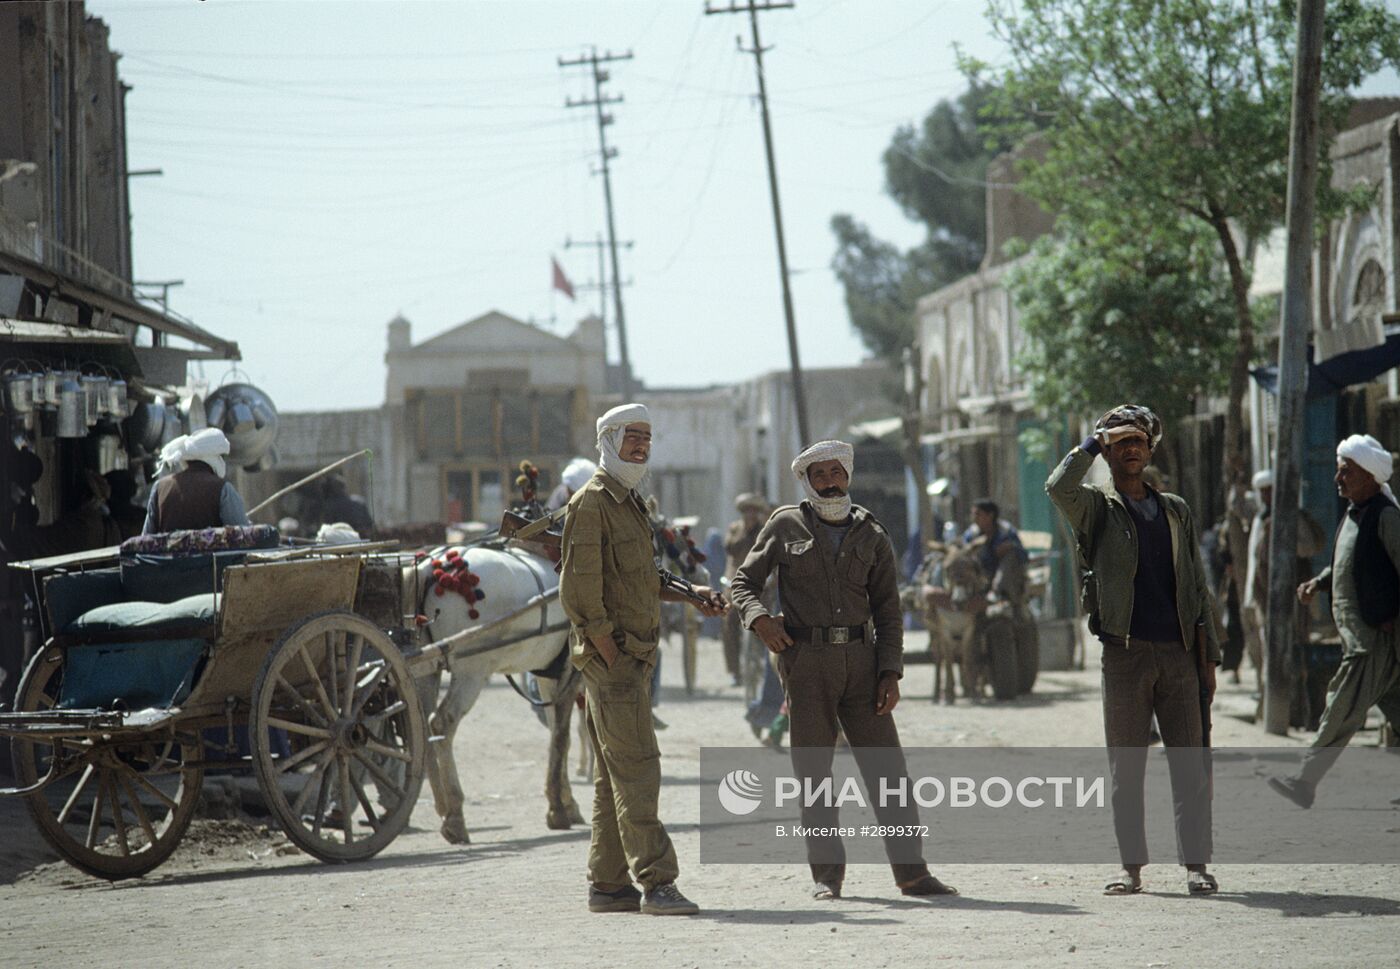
[551, 257, 575, 301]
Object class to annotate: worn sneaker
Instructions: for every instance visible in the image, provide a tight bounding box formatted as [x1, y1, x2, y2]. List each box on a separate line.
[642, 882, 700, 915]
[588, 883, 642, 913]
[1267, 775, 1315, 809]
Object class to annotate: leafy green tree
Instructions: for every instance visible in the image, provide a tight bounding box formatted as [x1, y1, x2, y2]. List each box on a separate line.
[965, 0, 1400, 498]
[830, 85, 1010, 541]
[1009, 219, 1237, 445]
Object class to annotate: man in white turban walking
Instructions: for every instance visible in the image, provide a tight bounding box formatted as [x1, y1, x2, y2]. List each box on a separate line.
[730, 439, 958, 900]
[1271, 435, 1400, 808]
[558, 403, 725, 916]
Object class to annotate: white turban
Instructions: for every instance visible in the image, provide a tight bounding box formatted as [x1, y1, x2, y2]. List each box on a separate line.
[158, 427, 231, 479]
[792, 439, 854, 522]
[596, 402, 650, 491]
[1337, 434, 1397, 505]
[1251, 469, 1274, 491]
[561, 457, 598, 492]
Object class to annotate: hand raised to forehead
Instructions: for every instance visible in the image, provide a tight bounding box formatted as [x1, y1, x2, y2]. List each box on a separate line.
[1096, 425, 1149, 447]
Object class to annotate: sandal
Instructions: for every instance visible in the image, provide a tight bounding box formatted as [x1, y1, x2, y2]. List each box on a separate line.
[1103, 871, 1143, 895]
[1187, 870, 1218, 895]
[811, 882, 841, 900]
[900, 875, 959, 897]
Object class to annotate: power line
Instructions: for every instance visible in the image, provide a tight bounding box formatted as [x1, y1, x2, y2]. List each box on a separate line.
[705, 0, 811, 446]
[560, 46, 637, 399]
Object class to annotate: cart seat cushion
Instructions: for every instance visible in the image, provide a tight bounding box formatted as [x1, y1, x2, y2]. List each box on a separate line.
[117, 526, 279, 604]
[64, 592, 219, 636]
[43, 568, 125, 633]
[57, 638, 206, 711]
[120, 524, 279, 558]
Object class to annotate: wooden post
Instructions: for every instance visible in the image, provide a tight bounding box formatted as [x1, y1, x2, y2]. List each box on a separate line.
[1264, 0, 1326, 735]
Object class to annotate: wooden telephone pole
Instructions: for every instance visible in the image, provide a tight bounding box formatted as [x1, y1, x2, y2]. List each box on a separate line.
[705, 0, 811, 445]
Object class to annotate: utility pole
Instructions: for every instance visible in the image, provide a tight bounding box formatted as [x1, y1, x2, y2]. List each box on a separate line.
[560, 48, 636, 399]
[566, 233, 633, 326]
[1264, 0, 1326, 735]
[705, 0, 810, 445]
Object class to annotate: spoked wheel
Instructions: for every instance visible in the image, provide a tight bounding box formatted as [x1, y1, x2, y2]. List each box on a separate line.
[10, 645, 204, 881]
[250, 611, 425, 864]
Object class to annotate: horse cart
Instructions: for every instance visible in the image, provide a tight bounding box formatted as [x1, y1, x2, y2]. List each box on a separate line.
[0, 528, 467, 881]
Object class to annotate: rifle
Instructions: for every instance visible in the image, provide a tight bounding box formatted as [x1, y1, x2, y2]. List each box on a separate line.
[1195, 622, 1214, 798]
[660, 569, 726, 610]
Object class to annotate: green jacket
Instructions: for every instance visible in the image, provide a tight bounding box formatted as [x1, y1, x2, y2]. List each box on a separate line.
[1045, 443, 1221, 663]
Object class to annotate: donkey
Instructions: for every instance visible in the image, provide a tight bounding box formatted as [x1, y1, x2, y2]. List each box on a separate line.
[919, 542, 993, 704]
[405, 543, 585, 844]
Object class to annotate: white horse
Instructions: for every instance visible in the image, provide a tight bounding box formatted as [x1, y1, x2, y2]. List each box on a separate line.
[405, 543, 585, 844]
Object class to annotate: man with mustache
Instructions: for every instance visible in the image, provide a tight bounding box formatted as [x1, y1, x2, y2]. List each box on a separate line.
[1046, 404, 1219, 896]
[559, 402, 725, 916]
[730, 439, 958, 901]
[1270, 434, 1400, 808]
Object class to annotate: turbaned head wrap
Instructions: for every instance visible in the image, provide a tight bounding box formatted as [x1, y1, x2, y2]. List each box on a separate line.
[1337, 434, 1397, 505]
[158, 427, 231, 479]
[1094, 404, 1162, 449]
[561, 457, 598, 492]
[1251, 469, 1274, 491]
[596, 403, 650, 491]
[792, 439, 854, 522]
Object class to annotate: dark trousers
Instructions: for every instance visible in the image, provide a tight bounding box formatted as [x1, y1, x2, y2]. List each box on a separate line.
[779, 639, 929, 886]
[1101, 638, 1212, 867]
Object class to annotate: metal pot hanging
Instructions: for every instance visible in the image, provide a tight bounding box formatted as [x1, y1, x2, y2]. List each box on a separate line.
[56, 374, 84, 438]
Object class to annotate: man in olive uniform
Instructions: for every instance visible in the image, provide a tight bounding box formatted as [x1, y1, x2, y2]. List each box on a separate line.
[1271, 435, 1400, 807]
[1046, 404, 1219, 896]
[559, 402, 724, 916]
[730, 439, 957, 900]
[722, 493, 770, 684]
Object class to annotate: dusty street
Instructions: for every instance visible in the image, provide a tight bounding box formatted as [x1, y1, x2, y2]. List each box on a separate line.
[3, 634, 1398, 969]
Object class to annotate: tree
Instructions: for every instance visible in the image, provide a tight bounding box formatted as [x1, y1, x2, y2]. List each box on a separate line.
[1009, 218, 1237, 442]
[829, 84, 1009, 543]
[966, 0, 1400, 587]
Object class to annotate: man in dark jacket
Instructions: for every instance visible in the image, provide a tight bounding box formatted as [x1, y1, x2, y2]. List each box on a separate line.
[1046, 404, 1218, 896]
[1271, 434, 1400, 808]
[143, 428, 251, 534]
[731, 439, 957, 901]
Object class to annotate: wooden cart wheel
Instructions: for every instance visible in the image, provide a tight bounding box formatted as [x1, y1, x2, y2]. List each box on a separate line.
[250, 611, 425, 864]
[9, 644, 205, 881]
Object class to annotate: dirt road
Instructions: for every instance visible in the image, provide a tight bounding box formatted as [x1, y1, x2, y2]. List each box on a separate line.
[3, 634, 1398, 968]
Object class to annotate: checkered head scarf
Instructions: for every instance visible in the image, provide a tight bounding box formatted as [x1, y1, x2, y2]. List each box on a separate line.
[792, 439, 854, 522]
[1094, 404, 1162, 449]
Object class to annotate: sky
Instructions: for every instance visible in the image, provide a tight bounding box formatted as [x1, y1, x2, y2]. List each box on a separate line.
[89, 0, 1400, 414]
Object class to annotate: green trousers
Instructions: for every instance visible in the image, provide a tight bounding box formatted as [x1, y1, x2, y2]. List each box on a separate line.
[582, 653, 678, 890]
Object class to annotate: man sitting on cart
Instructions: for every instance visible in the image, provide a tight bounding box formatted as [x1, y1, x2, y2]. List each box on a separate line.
[143, 428, 251, 534]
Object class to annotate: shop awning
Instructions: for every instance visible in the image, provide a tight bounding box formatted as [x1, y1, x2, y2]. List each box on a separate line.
[0, 249, 239, 359]
[0, 318, 142, 374]
[1251, 323, 1400, 399]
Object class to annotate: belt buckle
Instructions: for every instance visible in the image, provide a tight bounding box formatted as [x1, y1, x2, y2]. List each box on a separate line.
[829, 627, 850, 645]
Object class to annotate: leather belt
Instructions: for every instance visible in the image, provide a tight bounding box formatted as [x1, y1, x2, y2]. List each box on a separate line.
[785, 624, 864, 645]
